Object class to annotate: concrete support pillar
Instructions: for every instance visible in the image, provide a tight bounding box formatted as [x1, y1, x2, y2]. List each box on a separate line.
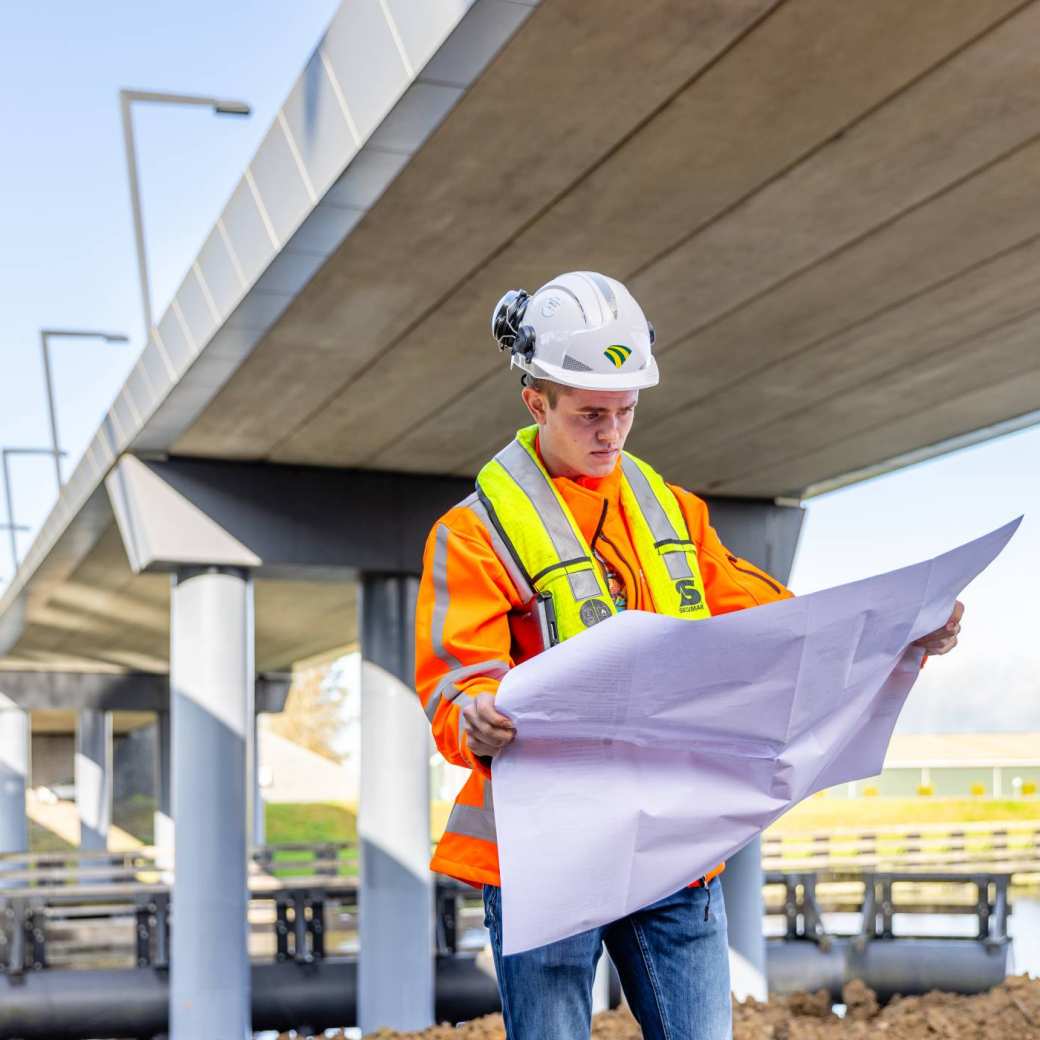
[721, 837, 767, 1000]
[592, 947, 611, 1013]
[252, 711, 265, 848]
[706, 496, 804, 1001]
[75, 708, 111, 851]
[154, 709, 173, 870]
[358, 573, 433, 1034]
[0, 694, 30, 853]
[170, 566, 253, 1040]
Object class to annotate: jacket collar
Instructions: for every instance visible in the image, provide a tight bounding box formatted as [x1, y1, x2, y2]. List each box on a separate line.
[534, 434, 622, 542]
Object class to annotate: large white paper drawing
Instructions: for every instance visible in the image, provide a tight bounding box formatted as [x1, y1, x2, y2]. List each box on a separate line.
[492, 519, 1021, 954]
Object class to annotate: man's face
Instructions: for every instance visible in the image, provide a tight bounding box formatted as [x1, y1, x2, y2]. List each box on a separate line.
[522, 385, 639, 478]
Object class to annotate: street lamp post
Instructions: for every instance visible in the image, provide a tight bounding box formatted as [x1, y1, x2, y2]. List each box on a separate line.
[119, 89, 251, 337]
[0, 521, 29, 585]
[39, 329, 128, 492]
[1, 447, 66, 576]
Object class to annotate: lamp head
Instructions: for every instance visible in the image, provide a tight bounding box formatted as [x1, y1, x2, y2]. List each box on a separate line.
[213, 100, 251, 117]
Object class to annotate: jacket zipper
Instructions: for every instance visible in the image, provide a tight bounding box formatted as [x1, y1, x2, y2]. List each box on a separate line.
[726, 554, 781, 594]
[590, 497, 636, 607]
[592, 498, 641, 611]
[590, 500, 608, 547]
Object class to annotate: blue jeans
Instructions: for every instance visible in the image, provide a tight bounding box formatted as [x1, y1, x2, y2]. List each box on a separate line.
[483, 878, 731, 1039]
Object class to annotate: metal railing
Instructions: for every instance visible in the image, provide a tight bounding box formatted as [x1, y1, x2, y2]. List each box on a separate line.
[764, 870, 1011, 948]
[0, 875, 480, 976]
[0, 842, 357, 889]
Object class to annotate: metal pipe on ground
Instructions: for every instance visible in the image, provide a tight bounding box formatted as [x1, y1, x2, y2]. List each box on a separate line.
[0, 954, 502, 1040]
[767, 937, 1009, 1002]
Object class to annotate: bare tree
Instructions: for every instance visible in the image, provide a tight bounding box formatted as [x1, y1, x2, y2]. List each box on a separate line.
[267, 662, 346, 763]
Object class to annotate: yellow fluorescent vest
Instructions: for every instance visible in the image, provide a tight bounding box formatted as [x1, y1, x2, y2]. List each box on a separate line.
[476, 425, 711, 644]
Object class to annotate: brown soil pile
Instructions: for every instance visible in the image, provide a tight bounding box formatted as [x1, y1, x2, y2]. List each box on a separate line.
[732, 975, 1040, 1038]
[323, 975, 1040, 1039]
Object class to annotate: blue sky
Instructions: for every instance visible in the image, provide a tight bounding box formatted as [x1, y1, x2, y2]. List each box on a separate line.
[0, 1, 340, 556]
[789, 426, 1039, 733]
[2, 4, 1037, 730]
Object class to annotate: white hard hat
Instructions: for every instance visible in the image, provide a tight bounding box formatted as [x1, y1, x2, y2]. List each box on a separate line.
[491, 271, 659, 391]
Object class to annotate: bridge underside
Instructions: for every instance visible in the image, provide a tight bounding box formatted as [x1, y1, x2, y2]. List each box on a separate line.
[4, 0, 1040, 674]
[176, 0, 1040, 502]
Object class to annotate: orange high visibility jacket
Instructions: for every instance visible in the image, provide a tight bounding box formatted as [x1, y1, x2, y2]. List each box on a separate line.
[415, 441, 792, 888]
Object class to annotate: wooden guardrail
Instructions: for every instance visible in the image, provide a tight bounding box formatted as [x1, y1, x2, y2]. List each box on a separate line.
[762, 818, 1040, 875]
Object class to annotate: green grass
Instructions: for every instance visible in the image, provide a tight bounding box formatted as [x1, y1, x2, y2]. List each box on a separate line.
[28, 820, 75, 853]
[264, 801, 358, 845]
[263, 801, 457, 843]
[113, 794, 157, 844]
[263, 802, 359, 877]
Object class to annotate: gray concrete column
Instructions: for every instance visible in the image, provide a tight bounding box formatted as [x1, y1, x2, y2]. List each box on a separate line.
[707, 496, 804, 1000]
[592, 947, 611, 1013]
[0, 693, 29, 853]
[170, 566, 253, 1040]
[252, 711, 265, 848]
[75, 708, 111, 851]
[720, 838, 767, 1000]
[358, 573, 433, 1034]
[154, 709, 173, 871]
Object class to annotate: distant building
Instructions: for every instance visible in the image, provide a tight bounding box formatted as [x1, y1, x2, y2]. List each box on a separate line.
[840, 732, 1040, 798]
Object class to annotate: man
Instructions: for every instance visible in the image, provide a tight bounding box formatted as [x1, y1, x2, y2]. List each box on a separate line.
[415, 271, 963, 1039]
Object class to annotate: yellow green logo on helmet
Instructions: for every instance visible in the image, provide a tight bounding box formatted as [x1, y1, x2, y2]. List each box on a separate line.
[603, 344, 632, 368]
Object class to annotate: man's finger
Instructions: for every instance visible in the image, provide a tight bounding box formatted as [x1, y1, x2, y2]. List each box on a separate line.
[475, 697, 515, 730]
[467, 729, 514, 758]
[462, 705, 514, 744]
[925, 636, 958, 656]
[468, 736, 500, 758]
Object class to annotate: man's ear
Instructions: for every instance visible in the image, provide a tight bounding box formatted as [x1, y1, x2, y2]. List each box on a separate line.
[521, 386, 548, 425]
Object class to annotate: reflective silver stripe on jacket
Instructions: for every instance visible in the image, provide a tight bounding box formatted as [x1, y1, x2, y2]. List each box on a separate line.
[621, 455, 679, 541]
[493, 440, 599, 600]
[431, 523, 462, 669]
[444, 803, 497, 843]
[664, 552, 693, 579]
[424, 660, 510, 722]
[464, 498, 534, 603]
[444, 780, 497, 843]
[621, 455, 694, 578]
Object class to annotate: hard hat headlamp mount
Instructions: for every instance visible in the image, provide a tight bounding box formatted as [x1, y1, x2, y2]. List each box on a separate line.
[492, 289, 536, 363]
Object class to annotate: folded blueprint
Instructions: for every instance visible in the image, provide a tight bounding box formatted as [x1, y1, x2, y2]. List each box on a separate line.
[492, 519, 1021, 954]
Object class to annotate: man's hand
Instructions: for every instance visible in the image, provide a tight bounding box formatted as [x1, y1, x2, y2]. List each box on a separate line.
[461, 692, 516, 759]
[913, 600, 964, 656]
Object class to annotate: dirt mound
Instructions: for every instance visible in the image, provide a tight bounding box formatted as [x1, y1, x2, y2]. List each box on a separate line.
[733, 974, 1040, 1039]
[306, 975, 1040, 1039]
[355, 1010, 642, 1039]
